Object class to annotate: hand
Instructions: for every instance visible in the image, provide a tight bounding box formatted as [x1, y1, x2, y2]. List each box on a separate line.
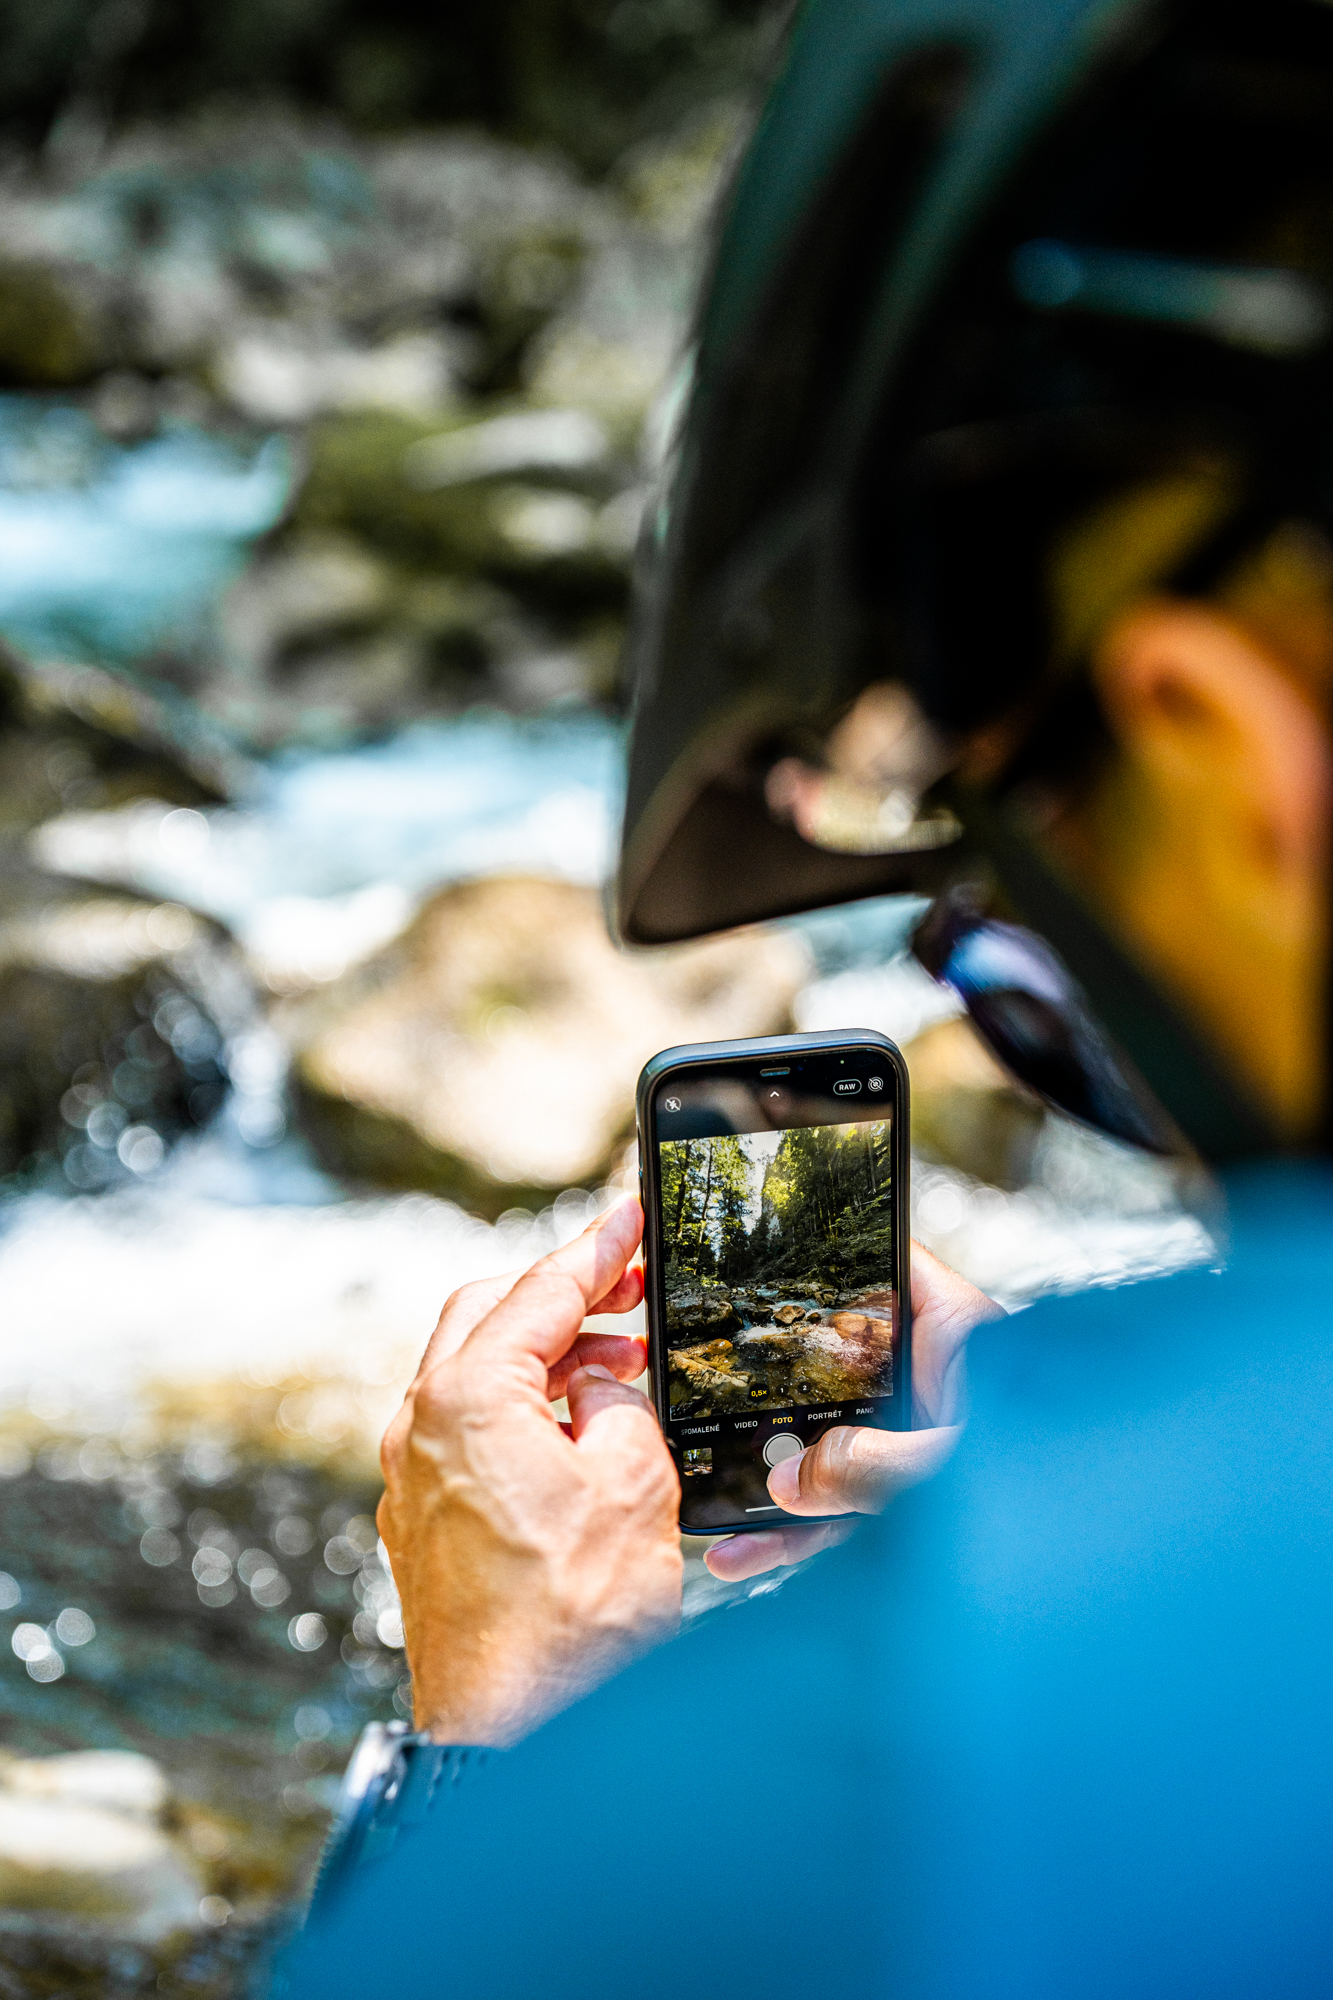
[705, 1242, 1003, 1582]
[378, 1199, 682, 1747]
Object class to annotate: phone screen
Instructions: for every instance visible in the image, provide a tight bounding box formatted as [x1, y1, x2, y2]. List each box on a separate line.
[646, 1048, 906, 1533]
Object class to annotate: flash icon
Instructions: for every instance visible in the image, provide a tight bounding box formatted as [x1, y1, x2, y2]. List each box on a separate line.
[663, 1096, 681, 1112]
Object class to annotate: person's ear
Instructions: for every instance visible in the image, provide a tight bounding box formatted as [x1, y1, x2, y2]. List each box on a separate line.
[1093, 598, 1329, 887]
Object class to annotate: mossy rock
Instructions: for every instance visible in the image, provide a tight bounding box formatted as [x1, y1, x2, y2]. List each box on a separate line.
[291, 410, 628, 612]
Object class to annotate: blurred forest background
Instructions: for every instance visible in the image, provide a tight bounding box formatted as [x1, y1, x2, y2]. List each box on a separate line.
[0, 4, 1212, 1996]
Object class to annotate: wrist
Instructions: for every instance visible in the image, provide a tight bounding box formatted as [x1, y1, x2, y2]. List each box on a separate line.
[408, 1634, 565, 1749]
[408, 1600, 675, 1748]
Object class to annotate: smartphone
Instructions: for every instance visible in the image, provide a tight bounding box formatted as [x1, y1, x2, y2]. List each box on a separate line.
[636, 1030, 910, 1535]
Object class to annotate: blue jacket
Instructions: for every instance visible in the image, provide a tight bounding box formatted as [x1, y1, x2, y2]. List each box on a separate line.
[285, 1164, 1333, 1998]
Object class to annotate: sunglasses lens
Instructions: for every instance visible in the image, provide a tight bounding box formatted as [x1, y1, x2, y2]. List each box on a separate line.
[922, 919, 1179, 1154]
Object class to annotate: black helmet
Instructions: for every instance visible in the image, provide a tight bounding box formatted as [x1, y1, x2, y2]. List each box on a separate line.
[616, 0, 1333, 1157]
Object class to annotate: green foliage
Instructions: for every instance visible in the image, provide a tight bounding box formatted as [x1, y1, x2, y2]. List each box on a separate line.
[661, 1132, 751, 1283]
[662, 1122, 893, 1291]
[759, 1122, 893, 1288]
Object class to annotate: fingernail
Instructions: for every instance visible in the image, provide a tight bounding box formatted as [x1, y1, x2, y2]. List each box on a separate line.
[581, 1364, 617, 1381]
[767, 1452, 803, 1504]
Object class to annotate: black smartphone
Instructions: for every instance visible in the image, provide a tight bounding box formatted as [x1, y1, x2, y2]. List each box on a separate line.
[636, 1029, 911, 1535]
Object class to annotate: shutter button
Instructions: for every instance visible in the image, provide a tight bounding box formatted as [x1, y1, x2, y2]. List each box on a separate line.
[763, 1433, 804, 1467]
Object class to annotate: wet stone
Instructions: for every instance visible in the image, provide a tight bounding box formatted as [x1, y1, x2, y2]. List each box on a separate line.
[0, 1449, 406, 1997]
[0, 258, 110, 388]
[0, 885, 236, 1188]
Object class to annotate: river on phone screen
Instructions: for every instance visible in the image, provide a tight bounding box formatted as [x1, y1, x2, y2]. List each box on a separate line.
[0, 97, 1217, 2000]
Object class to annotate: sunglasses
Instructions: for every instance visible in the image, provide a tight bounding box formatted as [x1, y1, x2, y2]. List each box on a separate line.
[911, 889, 1182, 1155]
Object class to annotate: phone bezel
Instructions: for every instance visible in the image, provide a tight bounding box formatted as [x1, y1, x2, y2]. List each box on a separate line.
[636, 1029, 912, 1537]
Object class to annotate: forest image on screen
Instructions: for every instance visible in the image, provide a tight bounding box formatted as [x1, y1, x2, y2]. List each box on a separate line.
[661, 1121, 895, 1417]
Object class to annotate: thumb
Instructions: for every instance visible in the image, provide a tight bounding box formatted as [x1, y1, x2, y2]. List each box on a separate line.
[768, 1424, 960, 1516]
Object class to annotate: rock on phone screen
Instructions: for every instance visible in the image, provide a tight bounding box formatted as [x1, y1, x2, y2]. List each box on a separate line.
[648, 1052, 905, 1534]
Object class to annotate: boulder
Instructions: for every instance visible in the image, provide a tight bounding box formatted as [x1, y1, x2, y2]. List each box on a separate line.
[215, 327, 458, 425]
[667, 1345, 750, 1410]
[772, 1303, 805, 1326]
[845, 1287, 896, 1316]
[288, 875, 808, 1212]
[665, 1290, 741, 1340]
[221, 535, 396, 673]
[668, 1347, 745, 1398]
[212, 535, 572, 743]
[0, 1752, 202, 1941]
[291, 409, 629, 615]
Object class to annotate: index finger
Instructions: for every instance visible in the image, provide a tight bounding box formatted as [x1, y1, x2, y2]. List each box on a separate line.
[415, 1268, 522, 1377]
[457, 1198, 644, 1377]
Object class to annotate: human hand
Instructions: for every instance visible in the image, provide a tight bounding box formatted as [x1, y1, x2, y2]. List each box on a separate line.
[705, 1242, 1003, 1582]
[378, 1198, 682, 1747]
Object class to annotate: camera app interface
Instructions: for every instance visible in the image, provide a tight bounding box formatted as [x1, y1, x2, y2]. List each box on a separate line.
[653, 1059, 899, 1532]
